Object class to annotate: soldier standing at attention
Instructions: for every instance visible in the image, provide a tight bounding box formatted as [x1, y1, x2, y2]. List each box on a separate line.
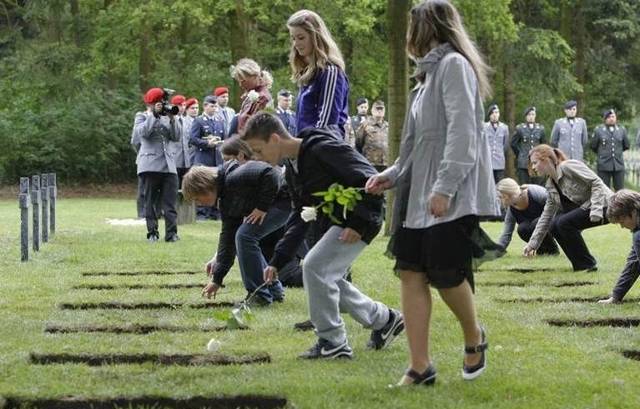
[511, 106, 546, 184]
[356, 100, 389, 172]
[351, 97, 369, 136]
[550, 100, 588, 161]
[276, 89, 297, 137]
[483, 104, 509, 183]
[213, 87, 235, 137]
[170, 95, 191, 188]
[590, 109, 630, 191]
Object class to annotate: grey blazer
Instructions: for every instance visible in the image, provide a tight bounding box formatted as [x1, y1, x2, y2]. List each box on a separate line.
[550, 117, 588, 161]
[382, 43, 500, 230]
[528, 159, 613, 250]
[171, 116, 192, 169]
[133, 112, 179, 175]
[484, 121, 509, 170]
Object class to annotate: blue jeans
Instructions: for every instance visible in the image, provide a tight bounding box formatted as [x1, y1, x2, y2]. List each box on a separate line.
[235, 207, 290, 303]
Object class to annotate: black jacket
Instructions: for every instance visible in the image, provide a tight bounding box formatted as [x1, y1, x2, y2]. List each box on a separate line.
[270, 127, 382, 270]
[211, 160, 282, 285]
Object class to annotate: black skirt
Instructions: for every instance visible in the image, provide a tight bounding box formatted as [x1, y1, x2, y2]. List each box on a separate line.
[388, 215, 502, 290]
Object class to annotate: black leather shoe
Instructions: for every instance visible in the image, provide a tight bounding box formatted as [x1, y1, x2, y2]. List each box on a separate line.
[147, 232, 159, 243]
[165, 234, 180, 242]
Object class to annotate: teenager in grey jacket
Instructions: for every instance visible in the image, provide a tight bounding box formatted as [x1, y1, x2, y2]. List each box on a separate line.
[366, 0, 499, 385]
[133, 87, 180, 242]
[598, 190, 640, 304]
[550, 100, 588, 161]
[524, 144, 613, 271]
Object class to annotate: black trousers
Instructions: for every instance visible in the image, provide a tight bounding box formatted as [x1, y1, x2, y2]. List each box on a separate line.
[597, 170, 624, 191]
[493, 169, 505, 184]
[141, 172, 178, 239]
[517, 217, 558, 255]
[550, 207, 608, 271]
[176, 167, 190, 192]
[137, 175, 161, 218]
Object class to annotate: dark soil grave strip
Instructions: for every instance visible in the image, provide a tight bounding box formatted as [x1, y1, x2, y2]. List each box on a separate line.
[29, 352, 271, 366]
[497, 297, 640, 303]
[82, 271, 199, 277]
[45, 324, 235, 334]
[72, 283, 203, 290]
[546, 318, 640, 328]
[478, 281, 595, 288]
[2, 395, 287, 409]
[58, 301, 234, 310]
[493, 268, 556, 274]
[622, 350, 640, 361]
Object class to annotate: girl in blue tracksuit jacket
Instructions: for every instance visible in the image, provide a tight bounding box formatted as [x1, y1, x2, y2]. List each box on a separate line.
[287, 9, 349, 137]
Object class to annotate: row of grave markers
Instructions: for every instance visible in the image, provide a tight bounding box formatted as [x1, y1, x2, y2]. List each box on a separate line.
[19, 173, 57, 262]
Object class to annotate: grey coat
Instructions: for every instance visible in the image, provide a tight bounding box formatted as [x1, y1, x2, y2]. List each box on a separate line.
[483, 121, 509, 170]
[590, 124, 629, 171]
[528, 160, 613, 250]
[382, 43, 500, 230]
[171, 116, 192, 169]
[550, 117, 588, 161]
[133, 112, 179, 175]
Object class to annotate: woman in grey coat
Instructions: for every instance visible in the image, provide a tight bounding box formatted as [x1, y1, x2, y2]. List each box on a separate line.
[366, 0, 500, 386]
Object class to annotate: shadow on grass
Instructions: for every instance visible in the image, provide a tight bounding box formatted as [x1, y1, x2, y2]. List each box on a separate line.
[57, 301, 234, 310]
[546, 318, 640, 327]
[1, 395, 287, 409]
[71, 283, 203, 290]
[44, 324, 236, 334]
[29, 352, 270, 366]
[81, 271, 200, 277]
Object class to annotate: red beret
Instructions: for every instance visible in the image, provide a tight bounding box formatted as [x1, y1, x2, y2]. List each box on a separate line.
[170, 95, 186, 105]
[213, 87, 229, 97]
[185, 98, 198, 108]
[143, 87, 164, 104]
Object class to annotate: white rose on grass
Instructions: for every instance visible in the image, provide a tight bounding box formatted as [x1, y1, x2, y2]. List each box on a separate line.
[247, 90, 260, 103]
[301, 206, 318, 222]
[206, 338, 221, 352]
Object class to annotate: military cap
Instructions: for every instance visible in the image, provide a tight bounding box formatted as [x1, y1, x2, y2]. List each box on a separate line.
[143, 88, 165, 104]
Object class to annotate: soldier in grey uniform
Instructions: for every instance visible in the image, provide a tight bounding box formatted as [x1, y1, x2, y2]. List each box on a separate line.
[550, 100, 588, 161]
[169, 95, 192, 188]
[511, 106, 546, 184]
[483, 104, 509, 183]
[590, 109, 630, 191]
[184, 97, 199, 166]
[133, 87, 180, 242]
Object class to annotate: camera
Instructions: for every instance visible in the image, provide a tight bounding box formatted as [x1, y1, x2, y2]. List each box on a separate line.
[159, 88, 180, 116]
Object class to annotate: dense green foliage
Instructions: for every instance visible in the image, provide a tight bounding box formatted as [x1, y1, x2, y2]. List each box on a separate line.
[1, 0, 639, 184]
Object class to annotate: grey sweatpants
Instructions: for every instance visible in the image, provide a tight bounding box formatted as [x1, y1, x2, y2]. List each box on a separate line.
[302, 226, 389, 345]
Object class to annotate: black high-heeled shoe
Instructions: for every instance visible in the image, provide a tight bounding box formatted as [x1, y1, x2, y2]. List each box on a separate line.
[396, 365, 437, 386]
[462, 326, 488, 381]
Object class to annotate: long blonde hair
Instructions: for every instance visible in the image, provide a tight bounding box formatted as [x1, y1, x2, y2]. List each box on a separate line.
[406, 0, 492, 99]
[287, 9, 345, 86]
[230, 58, 272, 89]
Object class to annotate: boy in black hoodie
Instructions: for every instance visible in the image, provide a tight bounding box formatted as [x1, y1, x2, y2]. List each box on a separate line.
[240, 112, 404, 359]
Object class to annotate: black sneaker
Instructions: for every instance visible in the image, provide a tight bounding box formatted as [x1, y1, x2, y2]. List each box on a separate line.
[298, 338, 353, 360]
[367, 308, 405, 350]
[147, 232, 159, 243]
[293, 319, 315, 331]
[165, 234, 180, 242]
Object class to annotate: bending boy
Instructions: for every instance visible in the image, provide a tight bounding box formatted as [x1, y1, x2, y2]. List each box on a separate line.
[240, 112, 404, 359]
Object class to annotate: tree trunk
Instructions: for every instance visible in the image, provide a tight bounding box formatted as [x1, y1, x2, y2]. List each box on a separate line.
[138, 19, 152, 93]
[69, 0, 81, 47]
[503, 53, 516, 179]
[229, 0, 250, 106]
[574, 0, 586, 110]
[384, 0, 410, 236]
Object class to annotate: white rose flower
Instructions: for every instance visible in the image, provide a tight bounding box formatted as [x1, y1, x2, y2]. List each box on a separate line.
[207, 338, 221, 352]
[300, 206, 318, 223]
[247, 90, 260, 103]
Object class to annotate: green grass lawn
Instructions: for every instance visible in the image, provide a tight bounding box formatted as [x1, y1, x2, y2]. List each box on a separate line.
[1, 197, 640, 409]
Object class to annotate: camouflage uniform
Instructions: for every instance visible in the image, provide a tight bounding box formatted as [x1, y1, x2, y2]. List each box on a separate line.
[356, 117, 389, 171]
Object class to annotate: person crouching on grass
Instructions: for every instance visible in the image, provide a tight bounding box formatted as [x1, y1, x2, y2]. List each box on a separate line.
[598, 189, 640, 304]
[240, 112, 404, 360]
[181, 141, 291, 306]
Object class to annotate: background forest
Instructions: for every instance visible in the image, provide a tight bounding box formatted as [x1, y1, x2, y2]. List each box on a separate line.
[1, 0, 639, 184]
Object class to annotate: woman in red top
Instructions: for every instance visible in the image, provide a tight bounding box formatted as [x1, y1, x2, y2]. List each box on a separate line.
[231, 58, 273, 133]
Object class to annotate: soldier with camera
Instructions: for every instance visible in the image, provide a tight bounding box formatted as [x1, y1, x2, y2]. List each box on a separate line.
[132, 87, 181, 242]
